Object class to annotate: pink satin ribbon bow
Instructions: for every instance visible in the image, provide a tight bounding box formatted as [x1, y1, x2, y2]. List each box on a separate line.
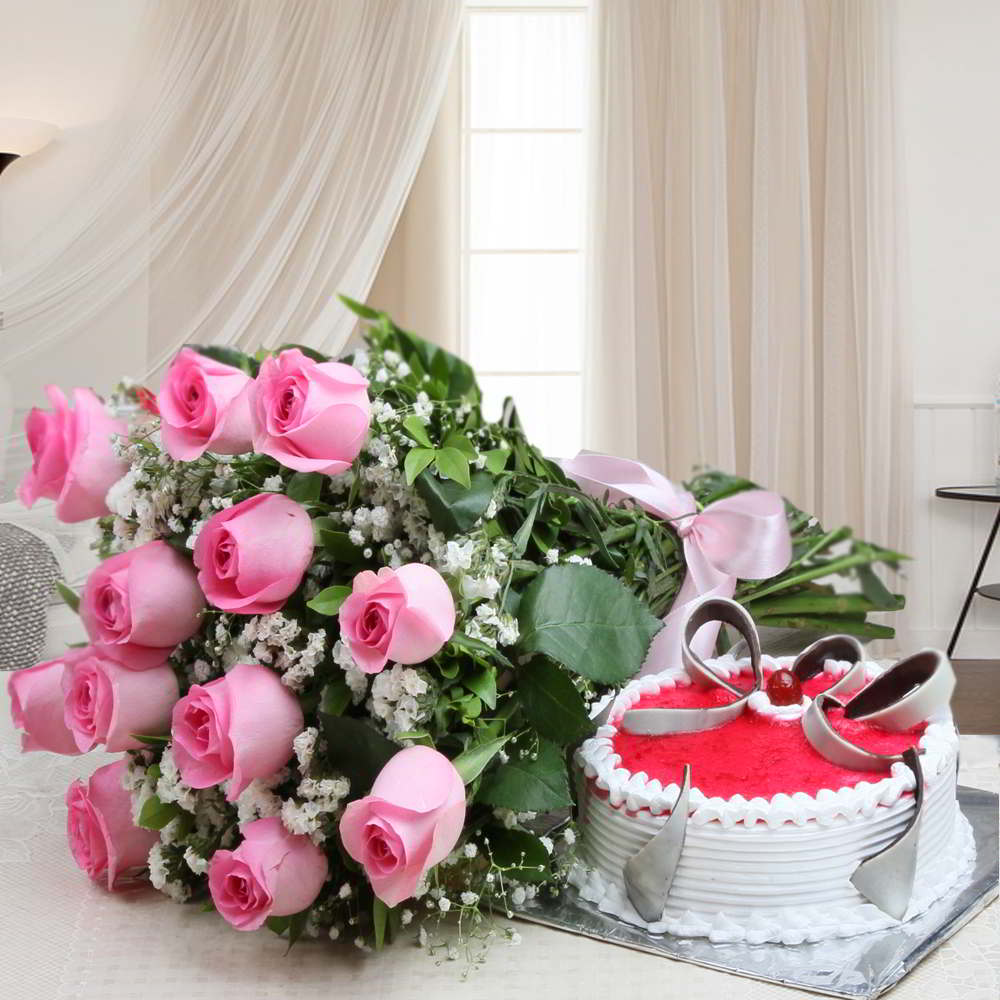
[560, 452, 792, 676]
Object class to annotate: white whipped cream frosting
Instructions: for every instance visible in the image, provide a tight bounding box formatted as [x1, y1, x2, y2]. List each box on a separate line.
[571, 653, 974, 945]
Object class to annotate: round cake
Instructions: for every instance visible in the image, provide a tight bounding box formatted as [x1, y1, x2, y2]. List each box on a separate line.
[571, 652, 975, 945]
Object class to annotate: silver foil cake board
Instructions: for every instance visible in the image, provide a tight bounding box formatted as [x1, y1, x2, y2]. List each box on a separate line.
[514, 787, 999, 999]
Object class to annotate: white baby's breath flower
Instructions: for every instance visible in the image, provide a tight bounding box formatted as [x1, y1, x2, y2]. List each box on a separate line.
[438, 897, 451, 913]
[460, 891, 478, 906]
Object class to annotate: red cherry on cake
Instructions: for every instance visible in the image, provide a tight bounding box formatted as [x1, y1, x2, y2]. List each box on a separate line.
[765, 669, 803, 707]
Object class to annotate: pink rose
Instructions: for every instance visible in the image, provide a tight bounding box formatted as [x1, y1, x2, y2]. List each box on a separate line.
[17, 385, 127, 523]
[157, 348, 254, 461]
[62, 647, 178, 752]
[8, 653, 83, 755]
[193, 494, 313, 614]
[340, 564, 456, 674]
[208, 817, 328, 931]
[66, 759, 159, 889]
[249, 348, 370, 474]
[339, 746, 466, 906]
[81, 540, 205, 669]
[171, 663, 304, 801]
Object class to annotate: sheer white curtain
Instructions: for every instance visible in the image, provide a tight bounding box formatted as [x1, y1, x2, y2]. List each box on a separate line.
[0, 0, 461, 494]
[0, 0, 461, 486]
[585, 0, 910, 560]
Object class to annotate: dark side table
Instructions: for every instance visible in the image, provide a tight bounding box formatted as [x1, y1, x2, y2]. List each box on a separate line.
[935, 485, 1000, 656]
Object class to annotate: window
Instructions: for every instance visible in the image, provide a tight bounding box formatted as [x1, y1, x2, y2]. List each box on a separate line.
[462, 0, 587, 458]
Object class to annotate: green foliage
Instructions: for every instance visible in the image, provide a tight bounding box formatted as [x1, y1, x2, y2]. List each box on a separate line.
[414, 469, 494, 535]
[319, 714, 399, 796]
[516, 565, 662, 685]
[452, 735, 512, 785]
[485, 827, 551, 883]
[477, 739, 573, 812]
[517, 659, 594, 746]
[55, 580, 80, 613]
[189, 344, 258, 377]
[286, 471, 324, 504]
[306, 585, 352, 615]
[137, 795, 184, 831]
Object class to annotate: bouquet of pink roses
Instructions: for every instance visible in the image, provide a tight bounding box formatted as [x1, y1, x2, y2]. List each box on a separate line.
[8, 299, 902, 954]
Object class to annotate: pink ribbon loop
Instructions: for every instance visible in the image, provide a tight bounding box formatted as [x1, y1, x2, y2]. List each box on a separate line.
[560, 452, 792, 676]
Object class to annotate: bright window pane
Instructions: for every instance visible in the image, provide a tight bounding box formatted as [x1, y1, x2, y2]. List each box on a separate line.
[469, 133, 582, 250]
[469, 12, 585, 129]
[478, 374, 582, 459]
[468, 253, 582, 372]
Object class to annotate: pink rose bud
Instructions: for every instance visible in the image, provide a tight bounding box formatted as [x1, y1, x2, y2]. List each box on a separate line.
[62, 647, 179, 752]
[8, 653, 83, 755]
[171, 663, 304, 801]
[339, 746, 466, 907]
[81, 540, 206, 669]
[66, 759, 159, 890]
[157, 348, 254, 461]
[193, 494, 313, 614]
[340, 564, 456, 674]
[17, 385, 127, 523]
[249, 348, 370, 474]
[209, 817, 329, 931]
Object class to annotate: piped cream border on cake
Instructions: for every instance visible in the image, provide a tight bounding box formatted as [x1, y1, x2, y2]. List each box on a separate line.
[574, 656, 959, 829]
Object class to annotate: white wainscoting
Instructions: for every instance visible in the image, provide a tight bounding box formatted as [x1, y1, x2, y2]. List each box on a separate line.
[905, 396, 1000, 658]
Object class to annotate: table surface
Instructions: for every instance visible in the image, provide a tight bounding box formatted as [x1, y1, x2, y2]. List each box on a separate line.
[935, 485, 1000, 503]
[2, 697, 997, 1000]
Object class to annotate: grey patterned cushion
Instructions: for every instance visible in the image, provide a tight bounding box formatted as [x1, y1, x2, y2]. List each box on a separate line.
[0, 522, 61, 671]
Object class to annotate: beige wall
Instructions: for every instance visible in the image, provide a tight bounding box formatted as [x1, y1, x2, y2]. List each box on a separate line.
[898, 0, 1000, 654]
[0, 0, 147, 405]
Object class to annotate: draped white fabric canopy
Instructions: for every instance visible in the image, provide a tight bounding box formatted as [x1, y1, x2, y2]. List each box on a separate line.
[0, 0, 461, 489]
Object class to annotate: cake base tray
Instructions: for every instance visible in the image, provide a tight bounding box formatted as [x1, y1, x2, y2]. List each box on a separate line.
[514, 786, 998, 999]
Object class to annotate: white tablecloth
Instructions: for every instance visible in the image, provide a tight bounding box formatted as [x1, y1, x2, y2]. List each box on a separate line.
[1, 689, 997, 1000]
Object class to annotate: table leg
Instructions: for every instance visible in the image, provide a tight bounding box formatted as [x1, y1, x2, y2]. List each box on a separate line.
[947, 506, 1000, 657]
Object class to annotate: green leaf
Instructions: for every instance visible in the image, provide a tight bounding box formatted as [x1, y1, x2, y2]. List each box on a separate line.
[449, 630, 515, 670]
[478, 739, 573, 812]
[274, 343, 329, 363]
[442, 430, 477, 459]
[415, 469, 494, 534]
[435, 447, 471, 488]
[286, 471, 324, 504]
[373, 898, 390, 950]
[484, 448, 511, 475]
[516, 565, 662, 685]
[857, 564, 902, 611]
[137, 795, 183, 831]
[464, 665, 497, 710]
[320, 678, 353, 716]
[130, 732, 170, 747]
[266, 909, 311, 949]
[55, 580, 80, 613]
[484, 827, 551, 884]
[402, 416, 433, 448]
[404, 447, 436, 485]
[754, 614, 895, 640]
[315, 524, 366, 563]
[319, 714, 398, 795]
[337, 293, 381, 320]
[451, 734, 512, 784]
[512, 491, 543, 558]
[518, 659, 594, 746]
[190, 344, 255, 375]
[306, 585, 352, 616]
